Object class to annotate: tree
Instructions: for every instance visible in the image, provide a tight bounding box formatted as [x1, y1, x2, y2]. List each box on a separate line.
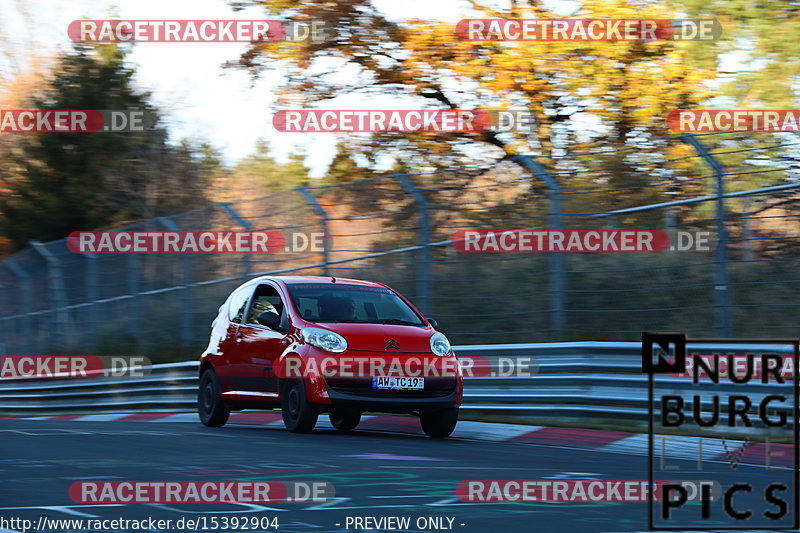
[221, 140, 313, 202]
[233, 0, 713, 181]
[324, 139, 370, 184]
[0, 57, 51, 256]
[674, 0, 800, 108]
[0, 43, 218, 250]
[281, 148, 312, 189]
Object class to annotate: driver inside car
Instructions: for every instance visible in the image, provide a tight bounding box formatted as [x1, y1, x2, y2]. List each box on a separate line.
[248, 296, 281, 324]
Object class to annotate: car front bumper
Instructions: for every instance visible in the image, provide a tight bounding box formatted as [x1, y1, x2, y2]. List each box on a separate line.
[321, 377, 460, 412]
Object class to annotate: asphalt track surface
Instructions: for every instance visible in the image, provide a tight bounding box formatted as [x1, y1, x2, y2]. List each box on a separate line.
[0, 418, 796, 533]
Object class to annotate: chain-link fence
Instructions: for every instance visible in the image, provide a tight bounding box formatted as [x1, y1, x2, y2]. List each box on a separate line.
[1, 132, 799, 360]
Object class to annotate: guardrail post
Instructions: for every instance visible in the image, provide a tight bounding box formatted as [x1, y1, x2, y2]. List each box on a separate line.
[511, 155, 565, 339]
[30, 241, 74, 350]
[158, 217, 192, 347]
[296, 187, 331, 276]
[219, 202, 253, 276]
[680, 133, 732, 337]
[4, 260, 32, 354]
[394, 174, 431, 316]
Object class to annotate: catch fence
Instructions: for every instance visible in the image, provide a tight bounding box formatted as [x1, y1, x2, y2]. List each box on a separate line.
[1, 132, 799, 358]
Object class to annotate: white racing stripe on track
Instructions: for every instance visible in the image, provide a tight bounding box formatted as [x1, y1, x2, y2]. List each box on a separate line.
[63, 414, 129, 422]
[451, 421, 541, 441]
[149, 413, 199, 423]
[599, 434, 743, 461]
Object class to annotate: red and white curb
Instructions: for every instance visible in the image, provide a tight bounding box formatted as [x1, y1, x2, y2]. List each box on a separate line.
[16, 412, 790, 468]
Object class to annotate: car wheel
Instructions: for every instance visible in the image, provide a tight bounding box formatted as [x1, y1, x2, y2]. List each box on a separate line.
[281, 380, 318, 433]
[198, 369, 230, 427]
[420, 406, 459, 438]
[329, 409, 361, 431]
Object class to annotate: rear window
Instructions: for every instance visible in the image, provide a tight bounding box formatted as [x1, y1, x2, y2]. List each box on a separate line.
[286, 284, 425, 326]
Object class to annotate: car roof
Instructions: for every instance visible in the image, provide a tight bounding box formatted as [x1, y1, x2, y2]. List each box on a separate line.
[246, 275, 387, 289]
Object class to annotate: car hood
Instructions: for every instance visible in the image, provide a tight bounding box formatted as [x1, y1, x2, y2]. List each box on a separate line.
[311, 323, 436, 353]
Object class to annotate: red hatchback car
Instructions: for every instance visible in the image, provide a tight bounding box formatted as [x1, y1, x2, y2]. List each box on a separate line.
[198, 276, 463, 437]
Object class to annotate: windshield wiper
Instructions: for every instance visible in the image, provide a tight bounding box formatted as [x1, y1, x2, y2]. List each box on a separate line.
[371, 318, 422, 326]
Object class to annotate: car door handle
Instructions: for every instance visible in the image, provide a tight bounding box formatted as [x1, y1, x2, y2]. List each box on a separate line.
[236, 333, 243, 341]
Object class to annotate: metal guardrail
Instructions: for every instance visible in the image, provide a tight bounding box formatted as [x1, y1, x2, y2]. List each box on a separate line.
[0, 342, 794, 430]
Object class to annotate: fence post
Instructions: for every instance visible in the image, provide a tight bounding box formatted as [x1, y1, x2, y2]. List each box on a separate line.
[0, 283, 5, 354]
[84, 254, 98, 348]
[4, 260, 32, 354]
[664, 206, 677, 246]
[127, 254, 141, 351]
[296, 187, 331, 276]
[394, 174, 431, 316]
[30, 241, 74, 350]
[680, 133, 732, 337]
[219, 202, 253, 276]
[511, 155, 565, 339]
[158, 217, 192, 347]
[741, 197, 755, 262]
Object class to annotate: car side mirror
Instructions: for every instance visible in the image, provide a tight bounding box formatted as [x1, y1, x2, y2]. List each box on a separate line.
[257, 311, 282, 330]
[427, 318, 438, 328]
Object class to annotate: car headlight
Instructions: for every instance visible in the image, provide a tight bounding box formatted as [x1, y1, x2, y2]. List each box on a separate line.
[430, 332, 451, 357]
[301, 327, 348, 353]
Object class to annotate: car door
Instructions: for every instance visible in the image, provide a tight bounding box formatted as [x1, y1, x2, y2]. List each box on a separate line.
[215, 284, 255, 392]
[233, 283, 289, 392]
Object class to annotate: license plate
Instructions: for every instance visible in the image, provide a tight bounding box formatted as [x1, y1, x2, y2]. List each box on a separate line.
[371, 377, 424, 390]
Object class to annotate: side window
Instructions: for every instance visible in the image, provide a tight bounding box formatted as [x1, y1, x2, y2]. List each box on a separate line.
[228, 287, 252, 324]
[247, 284, 286, 325]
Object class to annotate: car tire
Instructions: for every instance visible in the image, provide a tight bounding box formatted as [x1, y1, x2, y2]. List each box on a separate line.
[198, 369, 230, 427]
[420, 406, 459, 438]
[329, 409, 361, 431]
[281, 380, 318, 433]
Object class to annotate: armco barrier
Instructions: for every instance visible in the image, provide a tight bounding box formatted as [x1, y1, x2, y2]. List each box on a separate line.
[0, 342, 795, 429]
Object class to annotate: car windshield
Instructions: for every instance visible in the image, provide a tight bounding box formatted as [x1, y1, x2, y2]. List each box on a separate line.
[286, 283, 426, 326]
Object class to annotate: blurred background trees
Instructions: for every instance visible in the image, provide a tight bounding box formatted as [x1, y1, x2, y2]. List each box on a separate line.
[0, 44, 221, 250]
[224, 0, 799, 232]
[0, 0, 798, 255]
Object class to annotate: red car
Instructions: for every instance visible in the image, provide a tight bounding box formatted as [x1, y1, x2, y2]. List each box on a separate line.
[198, 276, 463, 438]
